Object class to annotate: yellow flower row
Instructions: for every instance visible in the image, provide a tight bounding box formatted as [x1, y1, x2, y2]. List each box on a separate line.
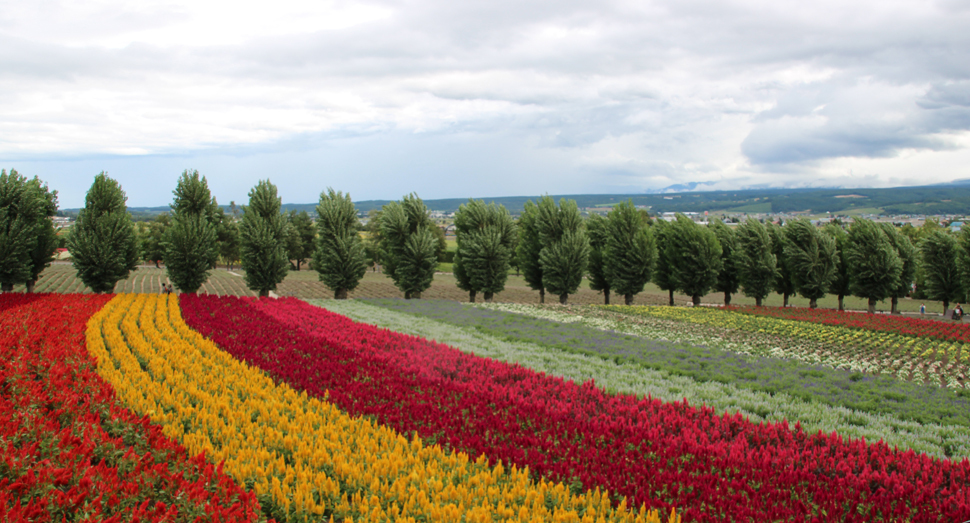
[86, 294, 677, 523]
[610, 305, 965, 363]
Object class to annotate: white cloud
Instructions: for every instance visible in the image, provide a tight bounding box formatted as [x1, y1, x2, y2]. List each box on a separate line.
[1, 0, 969, 206]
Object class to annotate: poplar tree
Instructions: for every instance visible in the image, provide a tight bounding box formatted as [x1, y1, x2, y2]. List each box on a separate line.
[516, 200, 545, 303]
[604, 201, 656, 305]
[735, 217, 777, 306]
[652, 218, 678, 306]
[379, 193, 438, 299]
[453, 199, 515, 302]
[768, 222, 796, 307]
[0, 169, 55, 292]
[709, 218, 741, 306]
[823, 222, 851, 311]
[586, 213, 611, 304]
[141, 214, 170, 268]
[880, 223, 917, 314]
[314, 188, 367, 299]
[215, 208, 240, 270]
[667, 214, 722, 306]
[68, 172, 139, 293]
[239, 180, 290, 297]
[536, 196, 589, 304]
[783, 219, 838, 309]
[922, 229, 962, 314]
[285, 210, 316, 270]
[846, 218, 902, 314]
[163, 170, 219, 293]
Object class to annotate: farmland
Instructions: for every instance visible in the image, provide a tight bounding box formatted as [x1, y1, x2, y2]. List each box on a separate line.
[6, 268, 970, 520]
[9, 263, 956, 315]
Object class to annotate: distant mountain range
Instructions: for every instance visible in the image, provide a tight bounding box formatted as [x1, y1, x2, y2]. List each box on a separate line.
[62, 182, 970, 219]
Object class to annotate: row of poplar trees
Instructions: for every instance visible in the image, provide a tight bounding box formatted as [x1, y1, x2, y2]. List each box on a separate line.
[3, 168, 968, 314]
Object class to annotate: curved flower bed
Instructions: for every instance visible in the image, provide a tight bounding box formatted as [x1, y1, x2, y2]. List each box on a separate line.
[0, 293, 260, 522]
[181, 294, 970, 522]
[87, 294, 662, 523]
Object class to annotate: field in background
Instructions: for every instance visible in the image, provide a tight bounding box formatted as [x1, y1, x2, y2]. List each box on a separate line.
[13, 263, 952, 316]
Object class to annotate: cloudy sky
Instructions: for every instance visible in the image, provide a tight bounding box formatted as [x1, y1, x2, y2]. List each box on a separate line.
[2, 0, 969, 207]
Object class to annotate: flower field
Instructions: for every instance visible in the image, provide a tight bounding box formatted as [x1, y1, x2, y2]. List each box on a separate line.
[7, 291, 970, 522]
[85, 293, 670, 523]
[0, 294, 261, 521]
[319, 299, 970, 459]
[611, 304, 970, 388]
[181, 295, 970, 522]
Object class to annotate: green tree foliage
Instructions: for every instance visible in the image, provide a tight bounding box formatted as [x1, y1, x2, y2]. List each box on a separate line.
[364, 209, 383, 271]
[709, 218, 741, 305]
[453, 199, 516, 302]
[880, 223, 917, 314]
[380, 194, 438, 299]
[735, 217, 777, 306]
[652, 218, 678, 305]
[516, 200, 546, 303]
[536, 197, 589, 304]
[783, 219, 838, 309]
[604, 201, 656, 305]
[239, 180, 290, 297]
[163, 170, 219, 293]
[0, 169, 58, 292]
[667, 214, 722, 306]
[215, 207, 240, 270]
[768, 222, 797, 307]
[314, 188, 367, 299]
[822, 223, 851, 310]
[846, 219, 902, 314]
[67, 172, 139, 293]
[585, 213, 611, 304]
[285, 210, 317, 270]
[921, 229, 962, 313]
[140, 214, 170, 268]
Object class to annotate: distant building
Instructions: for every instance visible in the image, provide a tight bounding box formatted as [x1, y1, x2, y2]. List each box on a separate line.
[951, 221, 963, 233]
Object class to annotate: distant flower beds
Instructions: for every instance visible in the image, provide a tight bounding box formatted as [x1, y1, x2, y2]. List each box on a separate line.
[730, 304, 970, 342]
[0, 293, 260, 521]
[189, 295, 970, 522]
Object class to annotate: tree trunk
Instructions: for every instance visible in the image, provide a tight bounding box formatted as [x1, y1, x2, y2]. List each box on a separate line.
[296, 260, 302, 271]
[624, 293, 634, 305]
[26, 280, 36, 293]
[559, 293, 569, 305]
[668, 289, 674, 306]
[783, 293, 790, 307]
[469, 290, 476, 303]
[755, 296, 763, 307]
[484, 292, 494, 302]
[539, 288, 545, 304]
[891, 296, 900, 314]
[335, 288, 348, 300]
[412, 291, 422, 299]
[724, 291, 731, 306]
[692, 294, 701, 306]
[405, 291, 411, 300]
[0, 282, 13, 293]
[604, 289, 610, 305]
[943, 300, 950, 316]
[259, 289, 269, 297]
[867, 297, 877, 314]
[809, 298, 817, 309]
[155, 260, 160, 269]
[838, 294, 844, 311]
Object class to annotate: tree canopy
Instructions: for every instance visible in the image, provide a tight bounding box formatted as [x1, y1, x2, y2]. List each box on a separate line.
[314, 188, 367, 299]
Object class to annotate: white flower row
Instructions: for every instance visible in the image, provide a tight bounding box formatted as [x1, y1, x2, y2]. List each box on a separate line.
[311, 299, 970, 460]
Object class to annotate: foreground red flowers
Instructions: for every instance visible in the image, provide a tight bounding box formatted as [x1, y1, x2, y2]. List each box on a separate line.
[0, 294, 261, 522]
[180, 294, 970, 523]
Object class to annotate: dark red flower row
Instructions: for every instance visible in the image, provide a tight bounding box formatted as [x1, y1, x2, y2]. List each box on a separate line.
[728, 304, 970, 342]
[179, 294, 970, 523]
[0, 294, 262, 522]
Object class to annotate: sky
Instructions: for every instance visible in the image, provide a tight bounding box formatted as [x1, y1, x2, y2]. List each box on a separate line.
[2, 0, 969, 208]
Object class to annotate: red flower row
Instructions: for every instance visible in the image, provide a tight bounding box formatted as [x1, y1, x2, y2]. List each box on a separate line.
[0, 294, 262, 522]
[179, 295, 970, 523]
[729, 305, 970, 342]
